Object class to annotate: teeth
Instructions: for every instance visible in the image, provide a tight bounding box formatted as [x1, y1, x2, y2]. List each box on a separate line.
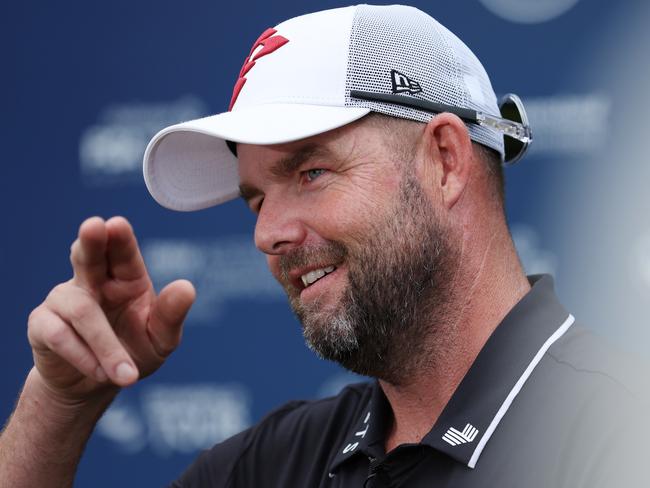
[301, 266, 337, 288]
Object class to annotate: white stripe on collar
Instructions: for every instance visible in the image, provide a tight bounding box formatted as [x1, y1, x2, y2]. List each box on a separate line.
[468, 314, 576, 468]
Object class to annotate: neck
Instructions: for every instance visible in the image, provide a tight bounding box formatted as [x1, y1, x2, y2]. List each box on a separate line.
[380, 222, 531, 452]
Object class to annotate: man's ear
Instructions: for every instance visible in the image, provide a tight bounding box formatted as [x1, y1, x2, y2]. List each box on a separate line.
[419, 113, 473, 209]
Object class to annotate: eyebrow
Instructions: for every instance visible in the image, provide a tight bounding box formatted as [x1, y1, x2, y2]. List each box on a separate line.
[238, 143, 337, 205]
[238, 183, 262, 206]
[269, 143, 332, 178]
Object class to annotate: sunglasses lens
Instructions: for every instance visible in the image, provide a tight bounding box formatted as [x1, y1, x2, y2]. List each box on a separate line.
[499, 94, 530, 164]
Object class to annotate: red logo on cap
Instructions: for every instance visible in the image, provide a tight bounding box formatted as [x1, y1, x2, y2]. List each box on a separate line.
[229, 28, 289, 111]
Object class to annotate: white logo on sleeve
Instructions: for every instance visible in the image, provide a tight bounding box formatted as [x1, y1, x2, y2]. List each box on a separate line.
[442, 423, 479, 446]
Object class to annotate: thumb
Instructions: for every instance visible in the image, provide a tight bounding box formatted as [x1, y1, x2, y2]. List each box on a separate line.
[147, 279, 196, 358]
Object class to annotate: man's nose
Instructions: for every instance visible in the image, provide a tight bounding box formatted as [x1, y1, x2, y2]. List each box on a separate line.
[254, 197, 307, 255]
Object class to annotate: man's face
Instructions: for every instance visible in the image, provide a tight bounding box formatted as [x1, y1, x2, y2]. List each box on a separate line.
[238, 118, 458, 382]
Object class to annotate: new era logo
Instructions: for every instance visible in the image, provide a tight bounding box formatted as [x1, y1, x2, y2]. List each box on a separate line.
[390, 69, 422, 95]
[442, 423, 479, 446]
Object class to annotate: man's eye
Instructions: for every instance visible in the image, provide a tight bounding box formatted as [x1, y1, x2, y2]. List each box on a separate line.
[305, 168, 326, 182]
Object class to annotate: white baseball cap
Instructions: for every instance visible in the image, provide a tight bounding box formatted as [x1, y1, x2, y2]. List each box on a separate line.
[143, 4, 531, 211]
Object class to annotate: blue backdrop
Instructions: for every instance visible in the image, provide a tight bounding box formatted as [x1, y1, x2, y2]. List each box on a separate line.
[2, 1, 649, 485]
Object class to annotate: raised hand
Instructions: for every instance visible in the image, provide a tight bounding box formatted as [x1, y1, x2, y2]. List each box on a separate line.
[26, 216, 196, 401]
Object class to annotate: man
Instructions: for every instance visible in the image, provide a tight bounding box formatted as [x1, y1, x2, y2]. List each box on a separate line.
[0, 5, 646, 487]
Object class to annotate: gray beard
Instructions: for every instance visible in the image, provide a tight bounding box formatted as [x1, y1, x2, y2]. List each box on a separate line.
[280, 173, 459, 384]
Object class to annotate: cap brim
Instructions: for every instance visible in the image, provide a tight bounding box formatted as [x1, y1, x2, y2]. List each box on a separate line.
[143, 103, 370, 211]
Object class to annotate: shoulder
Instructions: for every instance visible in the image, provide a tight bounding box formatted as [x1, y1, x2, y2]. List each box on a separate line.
[171, 381, 373, 488]
[546, 320, 649, 402]
[540, 321, 650, 486]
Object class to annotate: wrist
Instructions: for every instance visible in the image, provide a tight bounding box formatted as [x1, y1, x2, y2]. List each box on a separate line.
[22, 368, 119, 426]
[0, 369, 119, 488]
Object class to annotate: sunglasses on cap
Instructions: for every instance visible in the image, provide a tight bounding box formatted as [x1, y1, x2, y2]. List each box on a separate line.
[350, 90, 532, 165]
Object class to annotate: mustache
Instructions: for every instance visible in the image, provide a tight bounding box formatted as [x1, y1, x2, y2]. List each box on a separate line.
[279, 241, 348, 284]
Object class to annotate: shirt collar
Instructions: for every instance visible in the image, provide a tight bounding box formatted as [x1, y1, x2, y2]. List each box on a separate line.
[329, 274, 574, 473]
[329, 378, 389, 474]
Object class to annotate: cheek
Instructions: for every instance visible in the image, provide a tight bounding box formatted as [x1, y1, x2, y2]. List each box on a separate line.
[335, 168, 401, 206]
[319, 176, 401, 240]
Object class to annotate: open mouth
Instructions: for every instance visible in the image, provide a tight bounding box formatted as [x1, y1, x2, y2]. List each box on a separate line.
[300, 265, 337, 288]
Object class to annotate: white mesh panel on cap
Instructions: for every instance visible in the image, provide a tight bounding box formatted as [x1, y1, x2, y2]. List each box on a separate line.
[345, 5, 504, 157]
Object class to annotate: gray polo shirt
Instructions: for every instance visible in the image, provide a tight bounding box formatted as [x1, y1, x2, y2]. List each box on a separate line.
[172, 275, 649, 487]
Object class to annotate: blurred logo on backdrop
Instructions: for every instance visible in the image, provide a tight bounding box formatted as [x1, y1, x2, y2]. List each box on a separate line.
[79, 96, 208, 185]
[478, 0, 581, 24]
[96, 383, 251, 456]
[141, 236, 284, 324]
[524, 94, 610, 158]
[96, 375, 373, 456]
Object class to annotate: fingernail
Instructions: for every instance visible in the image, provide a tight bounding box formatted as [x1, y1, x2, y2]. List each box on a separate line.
[115, 362, 137, 383]
[95, 366, 108, 382]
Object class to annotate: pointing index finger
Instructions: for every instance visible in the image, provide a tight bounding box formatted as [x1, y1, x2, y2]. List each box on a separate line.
[105, 216, 148, 282]
[70, 216, 109, 290]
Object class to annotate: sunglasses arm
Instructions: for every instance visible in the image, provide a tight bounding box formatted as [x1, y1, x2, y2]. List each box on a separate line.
[476, 113, 532, 144]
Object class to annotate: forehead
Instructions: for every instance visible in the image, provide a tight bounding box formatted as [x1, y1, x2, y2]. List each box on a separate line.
[236, 117, 391, 184]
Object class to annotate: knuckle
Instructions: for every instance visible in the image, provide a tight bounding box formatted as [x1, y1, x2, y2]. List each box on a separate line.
[69, 239, 81, 263]
[43, 320, 69, 349]
[68, 297, 95, 323]
[27, 305, 43, 328]
[105, 348, 128, 364]
[26, 306, 46, 341]
[47, 282, 69, 302]
[155, 340, 177, 358]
